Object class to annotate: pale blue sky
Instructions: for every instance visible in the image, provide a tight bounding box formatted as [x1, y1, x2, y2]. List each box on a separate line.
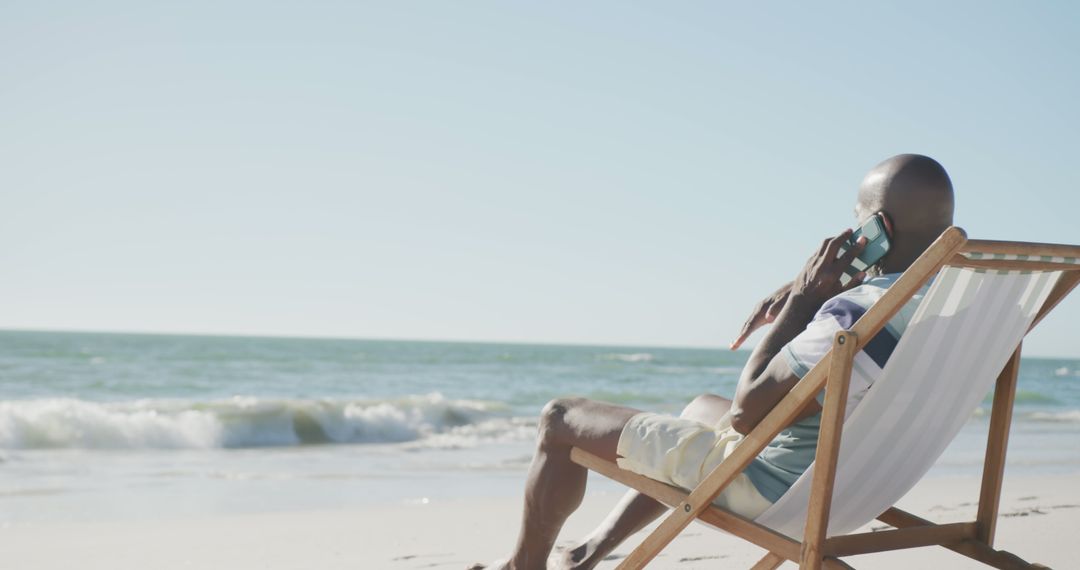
[2, 2, 1078, 356]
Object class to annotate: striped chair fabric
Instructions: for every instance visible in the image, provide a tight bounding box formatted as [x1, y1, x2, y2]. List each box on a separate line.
[753, 255, 1076, 539]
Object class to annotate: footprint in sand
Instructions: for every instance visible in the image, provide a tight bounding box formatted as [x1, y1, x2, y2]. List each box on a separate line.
[678, 554, 726, 562]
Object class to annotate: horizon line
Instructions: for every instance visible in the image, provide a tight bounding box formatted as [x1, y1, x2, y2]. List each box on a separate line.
[1, 326, 1076, 360]
[0, 326, 733, 353]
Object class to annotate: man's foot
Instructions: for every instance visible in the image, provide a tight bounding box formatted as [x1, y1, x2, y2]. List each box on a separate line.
[466, 559, 508, 570]
[549, 540, 609, 570]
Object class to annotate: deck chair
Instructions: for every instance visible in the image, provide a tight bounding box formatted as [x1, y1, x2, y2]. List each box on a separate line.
[570, 227, 1080, 569]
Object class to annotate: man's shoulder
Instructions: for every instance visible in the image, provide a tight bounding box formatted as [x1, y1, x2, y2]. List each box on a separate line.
[820, 272, 927, 339]
[816, 274, 899, 318]
[838, 273, 901, 302]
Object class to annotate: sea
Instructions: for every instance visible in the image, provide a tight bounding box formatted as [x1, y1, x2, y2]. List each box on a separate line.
[2, 330, 1078, 525]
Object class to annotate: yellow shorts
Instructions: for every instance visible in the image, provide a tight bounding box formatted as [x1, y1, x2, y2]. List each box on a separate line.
[615, 411, 773, 519]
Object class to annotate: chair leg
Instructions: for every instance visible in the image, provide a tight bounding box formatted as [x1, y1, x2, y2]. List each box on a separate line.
[976, 345, 1022, 545]
[751, 551, 786, 570]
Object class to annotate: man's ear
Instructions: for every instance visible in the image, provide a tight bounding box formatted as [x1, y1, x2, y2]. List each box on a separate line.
[877, 211, 895, 238]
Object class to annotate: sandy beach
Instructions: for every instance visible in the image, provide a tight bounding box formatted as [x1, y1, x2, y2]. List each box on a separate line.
[3, 472, 1074, 569]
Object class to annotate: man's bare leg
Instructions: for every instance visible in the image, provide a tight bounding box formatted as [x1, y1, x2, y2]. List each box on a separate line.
[471, 397, 643, 570]
[551, 394, 733, 570]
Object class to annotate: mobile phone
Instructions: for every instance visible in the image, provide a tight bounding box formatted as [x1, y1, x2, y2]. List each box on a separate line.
[838, 213, 892, 285]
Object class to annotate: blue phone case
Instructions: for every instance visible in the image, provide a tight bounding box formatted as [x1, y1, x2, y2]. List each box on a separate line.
[838, 215, 890, 285]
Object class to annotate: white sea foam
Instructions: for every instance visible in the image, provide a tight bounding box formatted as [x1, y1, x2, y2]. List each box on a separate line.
[1025, 410, 1080, 423]
[598, 352, 654, 363]
[405, 417, 536, 450]
[0, 394, 525, 450]
[968, 407, 1080, 423]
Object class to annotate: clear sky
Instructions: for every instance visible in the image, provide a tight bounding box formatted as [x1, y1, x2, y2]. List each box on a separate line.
[3, 2, 1078, 357]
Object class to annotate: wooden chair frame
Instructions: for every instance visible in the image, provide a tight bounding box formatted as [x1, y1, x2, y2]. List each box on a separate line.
[571, 227, 1080, 569]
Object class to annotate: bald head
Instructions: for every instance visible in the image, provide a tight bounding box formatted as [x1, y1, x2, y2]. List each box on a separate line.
[855, 154, 955, 273]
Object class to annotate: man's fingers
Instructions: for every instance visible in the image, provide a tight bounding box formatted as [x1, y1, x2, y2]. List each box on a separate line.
[730, 325, 754, 350]
[843, 271, 867, 291]
[817, 237, 832, 256]
[731, 286, 791, 350]
[731, 311, 764, 350]
[839, 235, 868, 266]
[730, 318, 752, 350]
[823, 229, 854, 261]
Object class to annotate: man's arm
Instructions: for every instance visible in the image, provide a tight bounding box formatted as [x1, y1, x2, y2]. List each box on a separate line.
[728, 230, 866, 435]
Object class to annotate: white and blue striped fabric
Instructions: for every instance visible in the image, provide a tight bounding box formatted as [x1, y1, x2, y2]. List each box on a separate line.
[753, 259, 1069, 539]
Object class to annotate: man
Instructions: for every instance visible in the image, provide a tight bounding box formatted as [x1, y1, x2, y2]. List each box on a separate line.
[472, 154, 956, 570]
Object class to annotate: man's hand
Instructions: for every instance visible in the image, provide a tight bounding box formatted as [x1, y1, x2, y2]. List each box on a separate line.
[791, 229, 868, 304]
[729, 229, 867, 351]
[730, 282, 792, 350]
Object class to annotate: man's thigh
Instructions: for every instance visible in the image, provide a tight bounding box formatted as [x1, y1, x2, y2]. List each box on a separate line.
[544, 397, 642, 462]
[545, 394, 732, 463]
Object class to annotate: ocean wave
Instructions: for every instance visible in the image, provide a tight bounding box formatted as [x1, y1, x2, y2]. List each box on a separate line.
[979, 390, 1059, 405]
[1023, 410, 1080, 423]
[597, 353, 654, 363]
[0, 394, 530, 450]
[972, 407, 1080, 423]
[404, 417, 536, 450]
[1012, 390, 1060, 404]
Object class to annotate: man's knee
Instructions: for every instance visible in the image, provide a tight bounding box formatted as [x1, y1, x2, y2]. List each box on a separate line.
[539, 397, 585, 446]
[680, 394, 731, 425]
[680, 394, 715, 418]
